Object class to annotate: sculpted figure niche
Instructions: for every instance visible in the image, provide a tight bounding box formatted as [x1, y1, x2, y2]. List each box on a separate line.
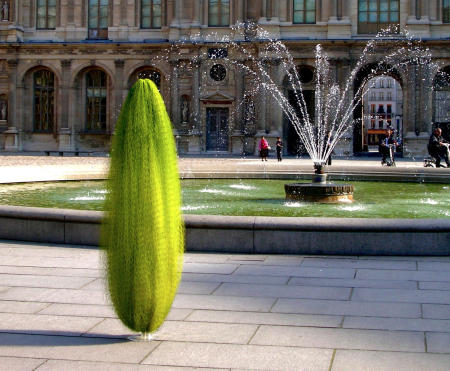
[0, 98, 7, 121]
[1, 0, 8, 21]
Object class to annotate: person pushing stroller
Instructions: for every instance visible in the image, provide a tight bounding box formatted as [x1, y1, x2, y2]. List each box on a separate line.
[379, 129, 398, 166]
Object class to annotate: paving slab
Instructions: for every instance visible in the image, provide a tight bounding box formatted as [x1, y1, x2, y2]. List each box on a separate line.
[82, 279, 222, 295]
[301, 257, 417, 270]
[0, 255, 100, 270]
[186, 309, 342, 328]
[426, 332, 450, 353]
[143, 341, 333, 370]
[38, 303, 191, 321]
[35, 360, 225, 371]
[423, 304, 450, 319]
[343, 316, 450, 332]
[0, 312, 102, 336]
[0, 300, 49, 314]
[0, 333, 159, 363]
[0, 273, 95, 289]
[332, 350, 450, 371]
[172, 294, 276, 312]
[251, 325, 425, 352]
[213, 283, 351, 300]
[356, 269, 450, 282]
[288, 277, 417, 289]
[418, 261, 450, 271]
[235, 265, 356, 278]
[181, 272, 289, 285]
[273, 298, 421, 318]
[0, 356, 46, 371]
[0, 265, 102, 278]
[352, 288, 450, 304]
[419, 282, 450, 290]
[182, 263, 239, 274]
[0, 287, 109, 305]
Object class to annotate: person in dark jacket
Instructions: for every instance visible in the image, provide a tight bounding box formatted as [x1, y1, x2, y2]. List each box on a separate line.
[379, 129, 397, 165]
[428, 128, 450, 168]
[276, 137, 283, 162]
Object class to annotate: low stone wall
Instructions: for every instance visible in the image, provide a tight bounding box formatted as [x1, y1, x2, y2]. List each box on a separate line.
[0, 205, 448, 255]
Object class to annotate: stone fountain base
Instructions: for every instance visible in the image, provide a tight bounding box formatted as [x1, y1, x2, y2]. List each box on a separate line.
[285, 173, 354, 203]
[285, 183, 354, 203]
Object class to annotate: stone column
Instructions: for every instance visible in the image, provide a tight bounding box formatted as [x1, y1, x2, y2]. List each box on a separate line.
[192, 0, 201, 26]
[410, 0, 417, 19]
[266, 0, 272, 20]
[113, 59, 125, 123]
[58, 59, 73, 151]
[192, 60, 201, 133]
[337, 0, 342, 20]
[5, 59, 19, 151]
[170, 60, 180, 131]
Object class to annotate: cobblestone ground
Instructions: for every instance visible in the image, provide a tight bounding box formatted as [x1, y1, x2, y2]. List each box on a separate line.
[0, 241, 449, 370]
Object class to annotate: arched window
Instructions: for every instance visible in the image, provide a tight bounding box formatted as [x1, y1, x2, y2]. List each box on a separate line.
[131, 68, 161, 90]
[86, 70, 107, 132]
[88, 0, 108, 39]
[209, 0, 229, 27]
[36, 0, 56, 29]
[293, 0, 316, 24]
[33, 70, 55, 132]
[141, 0, 161, 28]
[444, 1, 450, 23]
[358, 0, 399, 34]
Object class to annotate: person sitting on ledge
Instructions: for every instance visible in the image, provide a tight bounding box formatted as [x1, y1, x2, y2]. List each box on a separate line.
[428, 127, 450, 168]
[378, 129, 397, 166]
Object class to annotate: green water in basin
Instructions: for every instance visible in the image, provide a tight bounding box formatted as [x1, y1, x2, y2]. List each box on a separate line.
[0, 179, 448, 219]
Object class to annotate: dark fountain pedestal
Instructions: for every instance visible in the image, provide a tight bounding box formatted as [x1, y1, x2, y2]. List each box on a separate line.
[284, 165, 354, 203]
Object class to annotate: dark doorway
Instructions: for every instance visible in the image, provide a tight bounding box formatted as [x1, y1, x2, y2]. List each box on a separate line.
[206, 107, 229, 151]
[285, 90, 315, 156]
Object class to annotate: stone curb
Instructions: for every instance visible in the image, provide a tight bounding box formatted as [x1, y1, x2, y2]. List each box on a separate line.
[0, 205, 448, 256]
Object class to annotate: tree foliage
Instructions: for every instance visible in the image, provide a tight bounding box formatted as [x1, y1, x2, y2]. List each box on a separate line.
[102, 79, 184, 334]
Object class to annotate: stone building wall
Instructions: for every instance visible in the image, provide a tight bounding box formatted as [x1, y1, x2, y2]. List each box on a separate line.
[0, 0, 449, 156]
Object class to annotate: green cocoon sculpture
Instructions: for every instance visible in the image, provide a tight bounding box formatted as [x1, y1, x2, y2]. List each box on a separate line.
[102, 79, 184, 337]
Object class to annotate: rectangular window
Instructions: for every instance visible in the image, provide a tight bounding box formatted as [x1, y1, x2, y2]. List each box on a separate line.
[88, 0, 108, 39]
[358, 0, 399, 34]
[387, 104, 392, 113]
[141, 0, 161, 28]
[293, 0, 316, 24]
[36, 0, 56, 29]
[370, 104, 376, 113]
[387, 92, 392, 100]
[379, 92, 384, 101]
[209, 0, 230, 27]
[444, 0, 450, 23]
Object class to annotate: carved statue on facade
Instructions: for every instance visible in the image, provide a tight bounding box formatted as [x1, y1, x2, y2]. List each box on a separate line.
[0, 99, 7, 121]
[181, 96, 189, 123]
[1, 0, 9, 21]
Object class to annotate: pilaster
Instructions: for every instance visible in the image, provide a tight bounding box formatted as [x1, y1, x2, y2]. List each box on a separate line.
[4, 59, 19, 151]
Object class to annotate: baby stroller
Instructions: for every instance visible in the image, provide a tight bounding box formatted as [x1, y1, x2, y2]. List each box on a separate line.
[382, 144, 396, 167]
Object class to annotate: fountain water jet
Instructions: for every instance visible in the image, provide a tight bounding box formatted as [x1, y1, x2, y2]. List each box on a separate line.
[216, 23, 443, 202]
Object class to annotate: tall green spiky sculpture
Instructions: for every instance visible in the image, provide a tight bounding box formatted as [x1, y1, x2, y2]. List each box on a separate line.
[102, 79, 184, 337]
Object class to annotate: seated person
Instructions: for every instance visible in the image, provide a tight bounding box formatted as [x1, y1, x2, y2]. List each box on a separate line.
[428, 128, 450, 168]
[378, 129, 397, 165]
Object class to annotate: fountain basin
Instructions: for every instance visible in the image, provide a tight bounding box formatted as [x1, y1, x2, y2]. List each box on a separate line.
[285, 183, 354, 203]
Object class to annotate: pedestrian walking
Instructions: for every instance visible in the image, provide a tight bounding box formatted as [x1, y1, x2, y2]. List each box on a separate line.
[276, 137, 283, 162]
[259, 136, 269, 161]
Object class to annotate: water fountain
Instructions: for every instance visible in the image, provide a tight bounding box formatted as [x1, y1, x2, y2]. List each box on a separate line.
[216, 23, 442, 203]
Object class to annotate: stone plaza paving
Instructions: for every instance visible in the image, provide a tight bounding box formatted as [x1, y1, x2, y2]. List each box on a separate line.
[0, 241, 449, 370]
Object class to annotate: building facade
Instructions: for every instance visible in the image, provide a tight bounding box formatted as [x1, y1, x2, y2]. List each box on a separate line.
[0, 0, 450, 156]
[363, 76, 403, 151]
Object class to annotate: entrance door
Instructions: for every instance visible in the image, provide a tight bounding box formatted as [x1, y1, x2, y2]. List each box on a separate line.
[206, 107, 229, 151]
[285, 90, 315, 156]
